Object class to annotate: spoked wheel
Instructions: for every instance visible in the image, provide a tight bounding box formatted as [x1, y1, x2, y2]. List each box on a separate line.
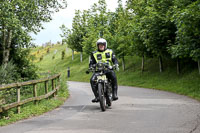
[98, 83, 106, 111]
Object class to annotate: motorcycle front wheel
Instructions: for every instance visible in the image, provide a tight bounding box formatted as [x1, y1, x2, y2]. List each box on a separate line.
[98, 83, 106, 111]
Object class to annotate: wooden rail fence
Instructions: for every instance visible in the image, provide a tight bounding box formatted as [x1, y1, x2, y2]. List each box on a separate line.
[0, 74, 60, 114]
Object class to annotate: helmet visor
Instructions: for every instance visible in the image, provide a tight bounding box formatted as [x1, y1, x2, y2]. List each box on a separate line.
[97, 42, 106, 45]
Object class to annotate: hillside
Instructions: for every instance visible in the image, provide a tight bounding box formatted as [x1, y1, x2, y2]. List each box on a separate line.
[34, 44, 200, 101]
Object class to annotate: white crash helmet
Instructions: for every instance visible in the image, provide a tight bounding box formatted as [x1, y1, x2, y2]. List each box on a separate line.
[96, 38, 107, 51]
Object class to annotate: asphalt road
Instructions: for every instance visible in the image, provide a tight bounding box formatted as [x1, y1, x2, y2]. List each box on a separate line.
[0, 81, 200, 133]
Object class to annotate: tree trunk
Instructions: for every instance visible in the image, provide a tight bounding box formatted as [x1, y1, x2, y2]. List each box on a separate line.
[198, 59, 200, 75]
[159, 56, 163, 72]
[122, 56, 125, 71]
[80, 52, 83, 62]
[2, 29, 12, 66]
[72, 50, 74, 61]
[141, 55, 144, 72]
[2, 25, 6, 64]
[89, 55, 91, 63]
[177, 58, 180, 75]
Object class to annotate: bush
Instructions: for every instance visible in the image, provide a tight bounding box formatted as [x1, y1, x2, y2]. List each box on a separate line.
[52, 55, 55, 60]
[40, 56, 43, 61]
[10, 48, 38, 80]
[0, 61, 19, 84]
[47, 48, 50, 53]
[61, 50, 65, 60]
[0, 62, 20, 105]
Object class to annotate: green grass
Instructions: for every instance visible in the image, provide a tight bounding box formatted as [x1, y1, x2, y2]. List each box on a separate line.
[66, 52, 200, 101]
[0, 86, 69, 126]
[0, 44, 70, 126]
[32, 44, 71, 73]
[33, 44, 200, 101]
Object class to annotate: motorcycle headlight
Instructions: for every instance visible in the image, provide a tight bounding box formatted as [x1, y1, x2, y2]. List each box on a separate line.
[97, 63, 104, 71]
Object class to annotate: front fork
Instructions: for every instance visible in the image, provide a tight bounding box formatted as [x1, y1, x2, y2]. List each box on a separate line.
[97, 76, 112, 100]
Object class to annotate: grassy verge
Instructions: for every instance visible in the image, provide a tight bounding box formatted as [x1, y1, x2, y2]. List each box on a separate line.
[0, 79, 69, 126]
[0, 44, 70, 126]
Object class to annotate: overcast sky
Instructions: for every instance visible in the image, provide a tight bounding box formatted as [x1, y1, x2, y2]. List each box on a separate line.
[31, 0, 126, 46]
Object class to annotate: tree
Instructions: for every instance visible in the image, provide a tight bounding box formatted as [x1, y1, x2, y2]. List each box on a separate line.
[60, 25, 75, 60]
[71, 10, 88, 62]
[60, 9, 90, 62]
[128, 0, 176, 72]
[170, 0, 200, 74]
[127, 0, 153, 72]
[0, 0, 67, 66]
[83, 0, 110, 55]
[112, 0, 132, 71]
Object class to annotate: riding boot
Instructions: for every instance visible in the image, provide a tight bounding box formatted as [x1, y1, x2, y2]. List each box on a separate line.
[90, 74, 99, 103]
[92, 97, 99, 103]
[91, 84, 99, 103]
[112, 85, 118, 101]
[106, 70, 118, 101]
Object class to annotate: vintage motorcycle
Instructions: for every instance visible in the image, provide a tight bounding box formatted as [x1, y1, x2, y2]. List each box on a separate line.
[86, 62, 116, 111]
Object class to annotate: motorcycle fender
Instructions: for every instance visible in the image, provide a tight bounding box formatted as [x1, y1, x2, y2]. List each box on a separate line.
[98, 79, 103, 83]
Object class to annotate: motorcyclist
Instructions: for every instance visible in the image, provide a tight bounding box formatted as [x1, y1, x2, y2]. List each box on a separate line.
[89, 38, 119, 103]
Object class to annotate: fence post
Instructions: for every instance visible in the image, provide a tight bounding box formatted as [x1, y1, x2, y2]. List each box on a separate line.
[58, 75, 60, 86]
[0, 74, 61, 114]
[17, 86, 21, 114]
[45, 81, 48, 94]
[52, 79, 56, 97]
[67, 67, 70, 78]
[33, 84, 37, 104]
[55, 77, 57, 88]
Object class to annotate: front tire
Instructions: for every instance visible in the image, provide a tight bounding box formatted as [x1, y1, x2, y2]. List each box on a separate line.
[98, 83, 106, 111]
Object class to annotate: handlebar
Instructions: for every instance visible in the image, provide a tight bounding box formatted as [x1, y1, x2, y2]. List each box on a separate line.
[86, 63, 118, 74]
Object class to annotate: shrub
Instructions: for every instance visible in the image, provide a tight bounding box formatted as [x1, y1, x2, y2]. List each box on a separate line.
[52, 55, 55, 60]
[0, 61, 19, 84]
[0, 62, 20, 104]
[47, 48, 50, 53]
[61, 50, 65, 60]
[10, 48, 38, 80]
[40, 56, 43, 61]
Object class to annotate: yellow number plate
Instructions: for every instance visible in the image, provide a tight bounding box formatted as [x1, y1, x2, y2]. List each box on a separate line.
[97, 75, 107, 80]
